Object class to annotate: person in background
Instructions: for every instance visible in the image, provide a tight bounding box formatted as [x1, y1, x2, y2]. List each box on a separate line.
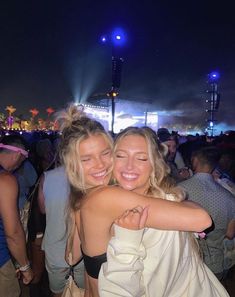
[14, 159, 38, 239]
[157, 128, 191, 181]
[35, 138, 55, 175]
[0, 135, 33, 297]
[179, 146, 235, 280]
[37, 165, 84, 297]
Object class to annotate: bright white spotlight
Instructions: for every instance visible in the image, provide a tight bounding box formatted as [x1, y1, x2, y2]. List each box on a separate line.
[101, 36, 107, 43]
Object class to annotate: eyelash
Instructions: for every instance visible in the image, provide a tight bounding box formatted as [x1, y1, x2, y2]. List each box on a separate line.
[116, 155, 147, 161]
[81, 151, 110, 161]
[116, 155, 126, 158]
[102, 151, 111, 156]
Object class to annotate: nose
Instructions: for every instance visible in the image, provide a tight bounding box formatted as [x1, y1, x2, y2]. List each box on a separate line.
[126, 156, 134, 170]
[94, 156, 105, 169]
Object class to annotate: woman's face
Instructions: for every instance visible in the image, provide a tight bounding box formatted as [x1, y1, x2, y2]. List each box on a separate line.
[113, 134, 153, 194]
[79, 134, 113, 188]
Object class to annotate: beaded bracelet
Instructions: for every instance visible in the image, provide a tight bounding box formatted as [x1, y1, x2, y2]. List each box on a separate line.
[19, 263, 31, 272]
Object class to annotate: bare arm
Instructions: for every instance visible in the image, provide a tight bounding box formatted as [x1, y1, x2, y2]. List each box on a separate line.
[0, 173, 33, 284]
[89, 186, 212, 233]
[37, 174, 45, 214]
[226, 219, 235, 240]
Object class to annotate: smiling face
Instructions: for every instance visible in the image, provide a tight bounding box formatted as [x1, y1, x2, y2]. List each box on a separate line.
[79, 134, 113, 188]
[113, 134, 153, 194]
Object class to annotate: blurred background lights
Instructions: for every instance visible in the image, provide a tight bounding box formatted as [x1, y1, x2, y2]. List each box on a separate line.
[208, 71, 220, 82]
[111, 28, 126, 46]
[101, 36, 107, 43]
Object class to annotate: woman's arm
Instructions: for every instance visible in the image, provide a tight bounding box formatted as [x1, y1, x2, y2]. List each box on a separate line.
[0, 173, 34, 284]
[90, 186, 212, 233]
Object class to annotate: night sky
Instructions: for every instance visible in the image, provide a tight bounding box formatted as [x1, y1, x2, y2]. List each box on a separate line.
[1, 1, 235, 131]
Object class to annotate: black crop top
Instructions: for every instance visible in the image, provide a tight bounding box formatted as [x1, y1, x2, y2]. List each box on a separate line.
[81, 249, 107, 279]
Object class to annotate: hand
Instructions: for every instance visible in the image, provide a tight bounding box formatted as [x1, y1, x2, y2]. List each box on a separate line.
[21, 268, 34, 284]
[114, 206, 149, 230]
[178, 167, 191, 179]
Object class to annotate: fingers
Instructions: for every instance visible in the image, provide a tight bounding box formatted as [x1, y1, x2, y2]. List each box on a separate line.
[114, 206, 147, 230]
[21, 269, 34, 284]
[139, 206, 149, 229]
[130, 206, 143, 213]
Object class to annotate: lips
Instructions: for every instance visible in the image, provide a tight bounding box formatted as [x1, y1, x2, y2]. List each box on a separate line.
[91, 170, 108, 179]
[121, 172, 139, 180]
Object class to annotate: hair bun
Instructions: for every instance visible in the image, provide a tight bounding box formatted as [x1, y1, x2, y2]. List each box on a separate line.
[55, 103, 85, 131]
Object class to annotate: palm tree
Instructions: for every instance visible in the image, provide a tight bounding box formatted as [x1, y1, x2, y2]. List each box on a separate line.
[46, 107, 55, 117]
[46, 107, 55, 129]
[5, 105, 16, 116]
[29, 108, 39, 129]
[29, 108, 39, 118]
[5, 105, 16, 129]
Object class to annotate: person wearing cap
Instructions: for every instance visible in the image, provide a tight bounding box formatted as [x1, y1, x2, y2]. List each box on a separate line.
[0, 134, 33, 296]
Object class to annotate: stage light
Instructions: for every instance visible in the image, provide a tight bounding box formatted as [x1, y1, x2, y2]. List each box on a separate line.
[107, 90, 119, 97]
[101, 36, 107, 43]
[111, 28, 126, 46]
[208, 71, 220, 82]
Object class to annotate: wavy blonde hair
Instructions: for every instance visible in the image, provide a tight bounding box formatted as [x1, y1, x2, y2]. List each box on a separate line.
[56, 104, 113, 210]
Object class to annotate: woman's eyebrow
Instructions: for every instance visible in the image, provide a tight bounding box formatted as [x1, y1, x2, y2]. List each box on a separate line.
[80, 154, 91, 158]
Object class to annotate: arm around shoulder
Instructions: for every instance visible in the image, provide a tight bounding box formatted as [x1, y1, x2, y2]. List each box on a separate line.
[90, 186, 212, 233]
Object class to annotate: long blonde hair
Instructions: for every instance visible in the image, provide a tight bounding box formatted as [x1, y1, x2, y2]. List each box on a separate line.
[56, 104, 113, 210]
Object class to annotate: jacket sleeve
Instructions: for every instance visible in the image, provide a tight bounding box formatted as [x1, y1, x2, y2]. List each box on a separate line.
[98, 224, 146, 297]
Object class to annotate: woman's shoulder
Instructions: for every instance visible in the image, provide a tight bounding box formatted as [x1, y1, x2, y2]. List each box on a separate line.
[80, 185, 128, 216]
[88, 185, 125, 199]
[0, 171, 17, 185]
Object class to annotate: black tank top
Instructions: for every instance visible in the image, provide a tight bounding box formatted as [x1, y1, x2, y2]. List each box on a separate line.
[81, 248, 107, 279]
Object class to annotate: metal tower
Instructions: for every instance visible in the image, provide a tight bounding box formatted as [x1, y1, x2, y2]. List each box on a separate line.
[205, 72, 220, 136]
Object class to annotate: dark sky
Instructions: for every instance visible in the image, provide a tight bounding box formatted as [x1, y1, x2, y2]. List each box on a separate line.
[1, 1, 235, 131]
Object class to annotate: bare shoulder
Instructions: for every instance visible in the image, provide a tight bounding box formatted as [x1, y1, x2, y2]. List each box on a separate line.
[85, 185, 151, 210]
[0, 171, 17, 187]
[86, 185, 128, 202]
[0, 172, 18, 206]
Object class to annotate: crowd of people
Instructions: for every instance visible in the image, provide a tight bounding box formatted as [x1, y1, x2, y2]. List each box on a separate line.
[0, 103, 235, 297]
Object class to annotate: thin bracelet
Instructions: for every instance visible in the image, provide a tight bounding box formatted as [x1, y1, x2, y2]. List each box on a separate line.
[36, 232, 44, 239]
[19, 263, 31, 272]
